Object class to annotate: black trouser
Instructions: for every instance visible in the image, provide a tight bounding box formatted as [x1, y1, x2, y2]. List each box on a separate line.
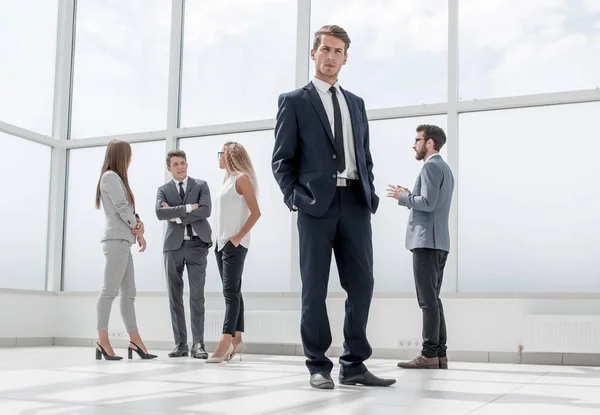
[215, 241, 248, 336]
[297, 183, 374, 377]
[412, 248, 449, 358]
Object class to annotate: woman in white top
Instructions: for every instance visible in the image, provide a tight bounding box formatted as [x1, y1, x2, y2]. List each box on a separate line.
[207, 142, 261, 363]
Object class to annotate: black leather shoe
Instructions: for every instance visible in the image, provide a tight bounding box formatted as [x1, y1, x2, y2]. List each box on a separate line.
[168, 343, 189, 358]
[191, 342, 208, 359]
[339, 370, 396, 387]
[309, 372, 334, 390]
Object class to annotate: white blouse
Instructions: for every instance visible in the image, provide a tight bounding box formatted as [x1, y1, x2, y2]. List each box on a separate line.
[213, 174, 251, 251]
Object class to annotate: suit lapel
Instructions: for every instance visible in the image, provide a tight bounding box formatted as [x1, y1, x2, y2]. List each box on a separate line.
[304, 82, 335, 146]
[168, 181, 184, 204]
[184, 177, 195, 203]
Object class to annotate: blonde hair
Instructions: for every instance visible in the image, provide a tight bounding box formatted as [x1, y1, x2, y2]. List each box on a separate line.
[222, 141, 258, 192]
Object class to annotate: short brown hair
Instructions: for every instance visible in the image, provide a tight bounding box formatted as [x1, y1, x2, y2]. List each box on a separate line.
[312, 25, 350, 53]
[417, 124, 447, 151]
[166, 149, 186, 167]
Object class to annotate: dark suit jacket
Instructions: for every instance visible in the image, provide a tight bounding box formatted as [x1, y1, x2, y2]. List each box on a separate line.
[155, 177, 212, 251]
[272, 81, 379, 217]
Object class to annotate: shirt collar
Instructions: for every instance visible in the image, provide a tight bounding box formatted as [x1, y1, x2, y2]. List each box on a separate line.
[312, 77, 341, 95]
[173, 176, 189, 188]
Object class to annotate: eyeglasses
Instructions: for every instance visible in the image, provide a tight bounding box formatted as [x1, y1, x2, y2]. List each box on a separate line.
[217, 151, 224, 158]
[414, 137, 426, 144]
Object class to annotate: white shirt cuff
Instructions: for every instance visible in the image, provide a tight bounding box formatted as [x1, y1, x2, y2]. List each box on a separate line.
[186, 204, 192, 213]
[175, 217, 182, 224]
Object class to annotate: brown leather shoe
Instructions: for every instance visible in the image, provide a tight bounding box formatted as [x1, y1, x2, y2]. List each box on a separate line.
[439, 356, 448, 369]
[397, 355, 439, 369]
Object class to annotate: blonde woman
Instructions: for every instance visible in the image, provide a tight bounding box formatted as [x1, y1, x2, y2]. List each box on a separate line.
[95, 140, 156, 361]
[207, 142, 261, 363]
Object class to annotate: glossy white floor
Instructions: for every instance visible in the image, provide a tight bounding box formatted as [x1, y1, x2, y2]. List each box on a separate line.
[0, 347, 599, 414]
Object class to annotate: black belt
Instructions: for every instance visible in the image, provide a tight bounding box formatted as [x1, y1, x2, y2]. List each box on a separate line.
[336, 178, 358, 187]
[184, 237, 211, 249]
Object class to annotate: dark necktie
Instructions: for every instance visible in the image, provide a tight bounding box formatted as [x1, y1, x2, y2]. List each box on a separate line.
[179, 182, 193, 238]
[329, 86, 346, 174]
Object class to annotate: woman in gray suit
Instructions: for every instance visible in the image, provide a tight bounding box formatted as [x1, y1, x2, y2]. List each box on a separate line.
[94, 140, 156, 361]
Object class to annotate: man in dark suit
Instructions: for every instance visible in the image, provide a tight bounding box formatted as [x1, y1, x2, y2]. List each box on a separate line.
[272, 25, 395, 389]
[387, 125, 455, 370]
[156, 149, 212, 359]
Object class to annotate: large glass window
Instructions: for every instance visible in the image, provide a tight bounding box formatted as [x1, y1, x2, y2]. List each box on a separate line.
[459, 0, 600, 100]
[310, 0, 448, 109]
[458, 102, 600, 292]
[0, 133, 52, 290]
[180, 0, 297, 127]
[63, 141, 167, 291]
[0, 0, 59, 135]
[70, 1, 171, 138]
[179, 131, 292, 292]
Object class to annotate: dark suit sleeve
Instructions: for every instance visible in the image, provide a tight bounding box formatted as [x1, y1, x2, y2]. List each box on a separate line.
[361, 99, 379, 212]
[398, 162, 442, 212]
[155, 186, 187, 220]
[272, 93, 299, 210]
[181, 181, 211, 225]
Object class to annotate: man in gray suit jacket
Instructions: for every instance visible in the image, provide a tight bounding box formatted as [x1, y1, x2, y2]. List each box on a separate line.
[156, 149, 212, 359]
[387, 124, 455, 370]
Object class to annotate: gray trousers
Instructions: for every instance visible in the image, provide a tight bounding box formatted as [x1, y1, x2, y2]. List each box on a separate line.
[164, 240, 209, 344]
[97, 240, 138, 333]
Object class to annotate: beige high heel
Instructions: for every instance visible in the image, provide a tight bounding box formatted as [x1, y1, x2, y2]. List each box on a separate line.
[229, 341, 245, 361]
[206, 344, 234, 363]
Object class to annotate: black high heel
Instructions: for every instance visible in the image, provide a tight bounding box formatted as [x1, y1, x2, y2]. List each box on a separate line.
[128, 341, 158, 360]
[95, 342, 123, 361]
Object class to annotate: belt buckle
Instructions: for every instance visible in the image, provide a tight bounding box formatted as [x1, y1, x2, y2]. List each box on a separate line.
[336, 178, 350, 187]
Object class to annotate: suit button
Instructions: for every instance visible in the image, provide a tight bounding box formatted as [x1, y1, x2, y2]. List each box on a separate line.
[331, 174, 336, 179]
[332, 155, 337, 159]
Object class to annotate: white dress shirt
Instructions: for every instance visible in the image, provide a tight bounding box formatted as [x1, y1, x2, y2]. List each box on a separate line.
[311, 77, 358, 180]
[172, 176, 198, 238]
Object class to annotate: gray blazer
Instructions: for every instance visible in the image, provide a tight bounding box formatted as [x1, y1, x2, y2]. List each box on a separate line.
[156, 177, 212, 252]
[99, 171, 137, 244]
[398, 154, 454, 252]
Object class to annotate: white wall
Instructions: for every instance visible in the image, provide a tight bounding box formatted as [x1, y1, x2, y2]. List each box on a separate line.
[52, 291, 600, 357]
[3, 288, 600, 366]
[0, 291, 56, 344]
